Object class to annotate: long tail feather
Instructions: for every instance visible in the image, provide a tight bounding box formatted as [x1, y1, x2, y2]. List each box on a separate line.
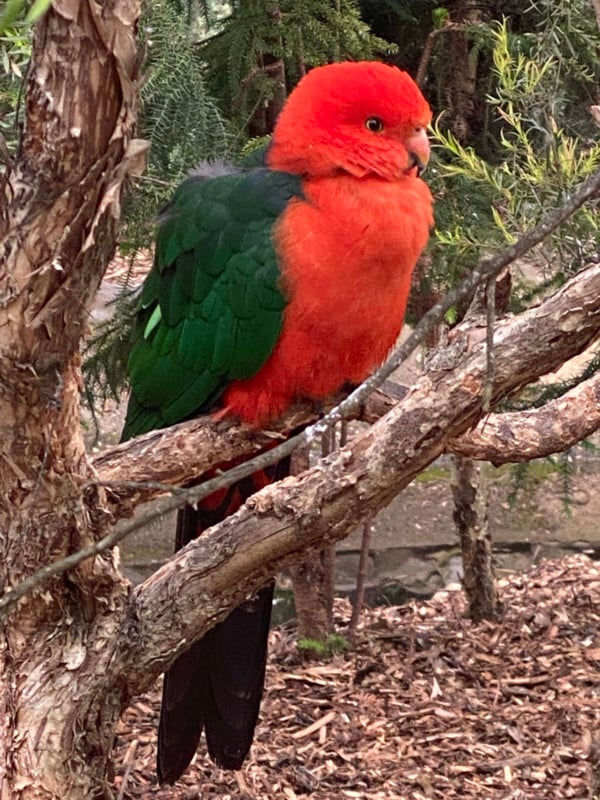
[157, 460, 289, 784]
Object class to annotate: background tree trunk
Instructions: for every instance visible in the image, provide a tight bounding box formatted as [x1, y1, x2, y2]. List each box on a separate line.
[289, 440, 335, 643]
[451, 455, 499, 622]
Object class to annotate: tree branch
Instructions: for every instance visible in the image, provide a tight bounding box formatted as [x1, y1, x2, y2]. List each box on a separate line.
[1, 167, 599, 619]
[448, 370, 600, 464]
[116, 263, 600, 694]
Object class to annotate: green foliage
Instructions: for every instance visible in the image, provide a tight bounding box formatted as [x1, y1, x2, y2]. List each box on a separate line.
[501, 353, 600, 414]
[514, 0, 599, 138]
[201, 0, 397, 136]
[0, 18, 31, 159]
[428, 18, 600, 304]
[506, 459, 559, 510]
[432, 6, 449, 29]
[0, 0, 52, 159]
[505, 449, 592, 517]
[297, 634, 349, 658]
[120, 0, 233, 254]
[0, 0, 51, 33]
[83, 287, 141, 441]
[140, 4, 231, 178]
[358, 0, 437, 74]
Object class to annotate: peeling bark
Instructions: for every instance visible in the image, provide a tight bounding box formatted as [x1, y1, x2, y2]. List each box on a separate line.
[448, 370, 600, 464]
[0, 2, 144, 797]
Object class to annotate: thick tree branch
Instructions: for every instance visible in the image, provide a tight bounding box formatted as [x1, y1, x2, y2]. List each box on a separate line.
[2, 167, 599, 618]
[448, 370, 600, 464]
[115, 263, 600, 694]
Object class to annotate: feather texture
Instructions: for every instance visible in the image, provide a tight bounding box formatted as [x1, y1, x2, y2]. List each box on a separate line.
[122, 168, 302, 439]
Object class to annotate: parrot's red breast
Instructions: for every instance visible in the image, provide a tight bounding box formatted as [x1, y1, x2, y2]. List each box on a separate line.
[223, 61, 434, 424]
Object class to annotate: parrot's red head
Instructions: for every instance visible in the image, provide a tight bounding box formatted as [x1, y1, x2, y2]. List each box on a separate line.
[267, 61, 431, 181]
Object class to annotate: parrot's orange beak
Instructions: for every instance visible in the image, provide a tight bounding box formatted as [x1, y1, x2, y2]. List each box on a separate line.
[405, 127, 430, 176]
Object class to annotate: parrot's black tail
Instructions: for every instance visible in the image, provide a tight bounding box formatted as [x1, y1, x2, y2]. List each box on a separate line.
[157, 459, 290, 784]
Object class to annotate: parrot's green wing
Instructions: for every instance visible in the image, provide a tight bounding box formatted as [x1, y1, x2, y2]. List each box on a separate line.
[121, 167, 303, 440]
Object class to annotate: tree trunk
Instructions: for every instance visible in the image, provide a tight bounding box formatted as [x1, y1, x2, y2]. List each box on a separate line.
[445, 0, 485, 142]
[290, 548, 335, 641]
[0, 2, 144, 796]
[451, 455, 500, 622]
[288, 441, 335, 642]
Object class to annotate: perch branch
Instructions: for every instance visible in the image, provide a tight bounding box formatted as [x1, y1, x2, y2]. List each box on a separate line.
[113, 263, 600, 691]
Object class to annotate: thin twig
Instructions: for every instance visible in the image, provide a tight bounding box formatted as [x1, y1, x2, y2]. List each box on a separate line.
[482, 276, 496, 413]
[416, 24, 462, 87]
[116, 738, 138, 800]
[348, 522, 372, 642]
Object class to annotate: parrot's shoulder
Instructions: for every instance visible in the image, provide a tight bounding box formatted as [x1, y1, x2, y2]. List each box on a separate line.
[151, 164, 303, 278]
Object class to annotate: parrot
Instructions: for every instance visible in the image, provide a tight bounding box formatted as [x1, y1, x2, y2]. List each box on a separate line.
[121, 60, 434, 784]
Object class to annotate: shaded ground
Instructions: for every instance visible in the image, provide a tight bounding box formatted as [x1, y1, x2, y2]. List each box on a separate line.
[114, 554, 600, 800]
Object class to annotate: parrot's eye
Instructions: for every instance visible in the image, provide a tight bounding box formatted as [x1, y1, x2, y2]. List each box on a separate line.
[365, 116, 384, 133]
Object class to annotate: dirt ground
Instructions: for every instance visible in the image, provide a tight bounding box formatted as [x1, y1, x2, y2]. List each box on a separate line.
[114, 554, 600, 800]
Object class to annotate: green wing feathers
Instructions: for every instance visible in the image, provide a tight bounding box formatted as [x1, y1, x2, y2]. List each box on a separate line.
[122, 168, 302, 440]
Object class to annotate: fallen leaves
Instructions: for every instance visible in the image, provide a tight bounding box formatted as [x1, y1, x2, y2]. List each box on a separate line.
[114, 554, 600, 799]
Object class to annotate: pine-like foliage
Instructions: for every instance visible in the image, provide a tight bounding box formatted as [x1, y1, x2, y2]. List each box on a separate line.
[120, 0, 233, 253]
[140, 2, 232, 179]
[428, 15, 599, 307]
[201, 0, 397, 137]
[83, 0, 234, 410]
[83, 286, 140, 439]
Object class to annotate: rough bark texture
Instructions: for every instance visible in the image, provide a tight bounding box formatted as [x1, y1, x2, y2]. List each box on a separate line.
[289, 549, 335, 642]
[111, 263, 600, 696]
[0, 2, 144, 797]
[451, 455, 499, 623]
[288, 446, 335, 642]
[448, 370, 600, 464]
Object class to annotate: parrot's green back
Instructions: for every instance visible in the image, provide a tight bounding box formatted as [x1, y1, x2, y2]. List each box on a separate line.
[122, 166, 303, 440]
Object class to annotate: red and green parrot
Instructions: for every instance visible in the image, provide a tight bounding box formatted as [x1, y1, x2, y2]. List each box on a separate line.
[121, 60, 433, 783]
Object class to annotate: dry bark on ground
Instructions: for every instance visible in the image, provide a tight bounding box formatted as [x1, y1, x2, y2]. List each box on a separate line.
[114, 554, 600, 800]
